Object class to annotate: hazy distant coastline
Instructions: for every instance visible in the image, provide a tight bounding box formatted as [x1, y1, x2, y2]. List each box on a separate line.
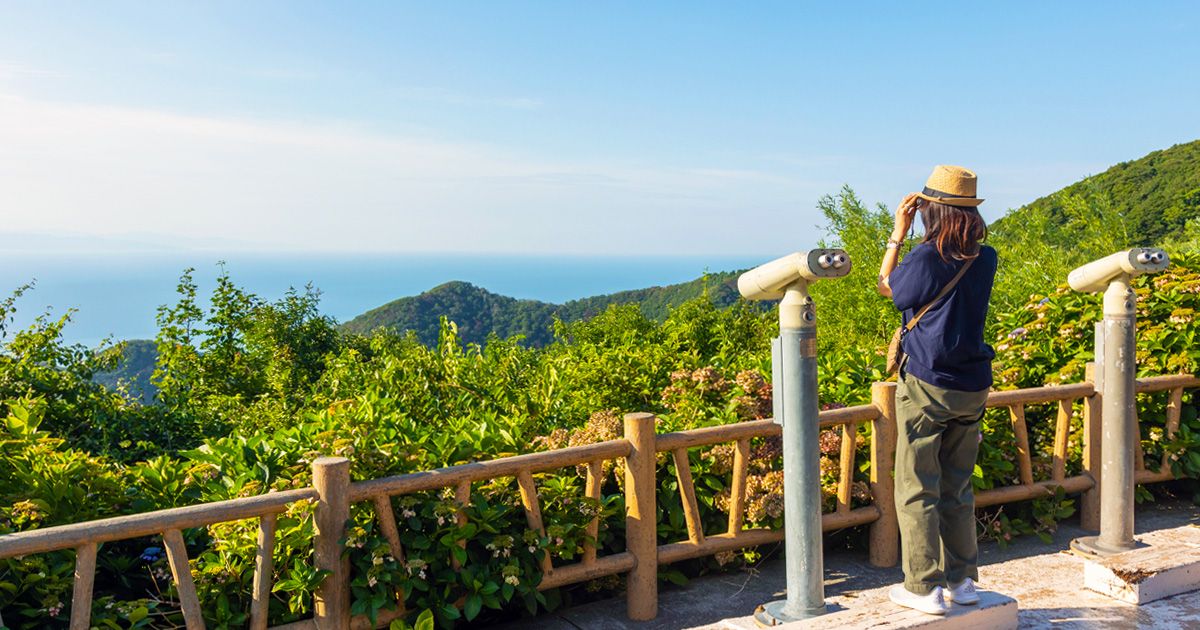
[0, 252, 761, 347]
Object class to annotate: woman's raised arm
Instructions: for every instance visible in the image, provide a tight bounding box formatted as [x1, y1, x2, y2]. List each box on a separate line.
[877, 193, 920, 297]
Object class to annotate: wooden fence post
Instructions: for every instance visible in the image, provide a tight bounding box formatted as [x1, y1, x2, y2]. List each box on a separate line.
[1081, 363, 1102, 532]
[623, 412, 658, 621]
[70, 542, 98, 630]
[868, 382, 899, 568]
[313, 457, 351, 630]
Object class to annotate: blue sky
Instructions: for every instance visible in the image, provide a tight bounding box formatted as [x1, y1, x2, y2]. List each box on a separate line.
[1, 2, 1197, 255]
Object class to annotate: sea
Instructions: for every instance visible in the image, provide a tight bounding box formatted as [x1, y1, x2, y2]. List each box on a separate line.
[0, 253, 762, 348]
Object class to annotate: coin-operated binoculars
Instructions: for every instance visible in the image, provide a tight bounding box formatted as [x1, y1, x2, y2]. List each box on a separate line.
[1068, 248, 1169, 557]
[739, 250, 851, 624]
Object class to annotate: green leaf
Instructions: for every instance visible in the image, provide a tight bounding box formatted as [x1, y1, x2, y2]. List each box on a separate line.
[465, 593, 483, 620]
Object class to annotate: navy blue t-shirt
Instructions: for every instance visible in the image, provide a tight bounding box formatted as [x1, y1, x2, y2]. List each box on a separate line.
[889, 242, 997, 392]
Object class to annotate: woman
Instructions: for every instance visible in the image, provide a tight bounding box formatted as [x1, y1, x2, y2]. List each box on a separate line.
[877, 165, 997, 615]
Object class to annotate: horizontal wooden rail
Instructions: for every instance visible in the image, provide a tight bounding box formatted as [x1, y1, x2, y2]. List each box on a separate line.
[655, 403, 879, 452]
[985, 382, 1094, 407]
[656, 419, 778, 452]
[348, 439, 631, 502]
[0, 488, 316, 559]
[1136, 374, 1200, 391]
[818, 403, 886, 426]
[975, 475, 1095, 508]
[538, 552, 637, 590]
[1136, 469, 1176, 484]
[657, 505, 881, 565]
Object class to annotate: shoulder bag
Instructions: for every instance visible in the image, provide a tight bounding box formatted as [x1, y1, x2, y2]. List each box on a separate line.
[886, 258, 975, 375]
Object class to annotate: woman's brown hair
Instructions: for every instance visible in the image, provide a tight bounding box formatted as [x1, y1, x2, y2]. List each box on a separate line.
[917, 200, 987, 260]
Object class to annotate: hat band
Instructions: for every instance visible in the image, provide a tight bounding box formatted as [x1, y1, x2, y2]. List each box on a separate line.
[922, 186, 976, 201]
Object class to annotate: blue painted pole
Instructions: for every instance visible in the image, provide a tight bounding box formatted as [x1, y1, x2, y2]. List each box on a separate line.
[761, 284, 826, 622]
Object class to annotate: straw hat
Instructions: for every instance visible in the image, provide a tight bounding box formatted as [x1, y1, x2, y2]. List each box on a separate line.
[915, 165, 984, 207]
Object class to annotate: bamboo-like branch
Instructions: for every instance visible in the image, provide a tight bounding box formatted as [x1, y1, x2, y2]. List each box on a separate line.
[1051, 399, 1072, 482]
[451, 480, 470, 570]
[369, 494, 409, 613]
[250, 514, 277, 630]
[1161, 387, 1185, 472]
[1008, 405, 1035, 486]
[163, 528, 206, 630]
[671, 448, 705, 545]
[836, 423, 857, 514]
[371, 495, 406, 565]
[516, 470, 553, 575]
[583, 460, 603, 565]
[727, 439, 750, 535]
[69, 542, 98, 630]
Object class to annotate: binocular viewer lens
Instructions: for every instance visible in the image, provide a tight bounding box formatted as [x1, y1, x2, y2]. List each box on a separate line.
[817, 253, 848, 269]
[1136, 251, 1166, 265]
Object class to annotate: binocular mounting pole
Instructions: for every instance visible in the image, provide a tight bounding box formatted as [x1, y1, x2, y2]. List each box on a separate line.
[756, 281, 828, 624]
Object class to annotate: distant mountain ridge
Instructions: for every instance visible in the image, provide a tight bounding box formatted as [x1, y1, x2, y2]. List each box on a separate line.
[95, 273, 745, 395]
[341, 272, 742, 346]
[94, 339, 158, 403]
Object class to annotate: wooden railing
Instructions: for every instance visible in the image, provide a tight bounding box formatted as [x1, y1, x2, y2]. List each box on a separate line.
[0, 488, 318, 630]
[0, 368, 1195, 628]
[650, 386, 896, 572]
[340, 437, 638, 627]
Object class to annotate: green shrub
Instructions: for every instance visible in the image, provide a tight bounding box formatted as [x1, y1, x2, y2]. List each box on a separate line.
[990, 250, 1200, 509]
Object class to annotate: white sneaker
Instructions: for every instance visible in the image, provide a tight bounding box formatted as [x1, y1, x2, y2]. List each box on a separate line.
[889, 585, 948, 615]
[946, 578, 980, 605]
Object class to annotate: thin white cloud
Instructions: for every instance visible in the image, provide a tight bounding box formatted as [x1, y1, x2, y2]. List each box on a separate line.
[0, 91, 822, 255]
[0, 61, 63, 80]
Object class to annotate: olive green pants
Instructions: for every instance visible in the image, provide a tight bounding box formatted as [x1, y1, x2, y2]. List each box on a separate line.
[894, 372, 989, 595]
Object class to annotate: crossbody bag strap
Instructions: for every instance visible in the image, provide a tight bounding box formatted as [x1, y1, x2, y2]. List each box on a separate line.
[904, 257, 975, 332]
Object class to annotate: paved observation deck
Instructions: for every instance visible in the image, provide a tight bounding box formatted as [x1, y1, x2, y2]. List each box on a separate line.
[502, 499, 1200, 630]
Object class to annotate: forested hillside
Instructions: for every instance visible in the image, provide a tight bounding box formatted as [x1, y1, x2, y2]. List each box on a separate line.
[93, 339, 157, 402]
[994, 139, 1200, 245]
[341, 271, 741, 346]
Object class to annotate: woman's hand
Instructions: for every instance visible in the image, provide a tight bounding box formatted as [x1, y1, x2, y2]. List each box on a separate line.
[893, 193, 920, 240]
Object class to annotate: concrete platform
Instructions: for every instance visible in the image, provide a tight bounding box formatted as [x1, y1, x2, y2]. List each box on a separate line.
[764, 591, 1017, 629]
[495, 499, 1200, 629]
[1082, 524, 1200, 605]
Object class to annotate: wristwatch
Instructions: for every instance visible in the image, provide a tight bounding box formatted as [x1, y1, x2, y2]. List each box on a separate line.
[885, 238, 902, 250]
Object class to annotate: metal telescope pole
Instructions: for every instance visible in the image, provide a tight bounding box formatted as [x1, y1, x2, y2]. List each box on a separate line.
[1070, 248, 1169, 557]
[769, 281, 826, 621]
[1073, 276, 1139, 555]
[1100, 277, 1138, 552]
